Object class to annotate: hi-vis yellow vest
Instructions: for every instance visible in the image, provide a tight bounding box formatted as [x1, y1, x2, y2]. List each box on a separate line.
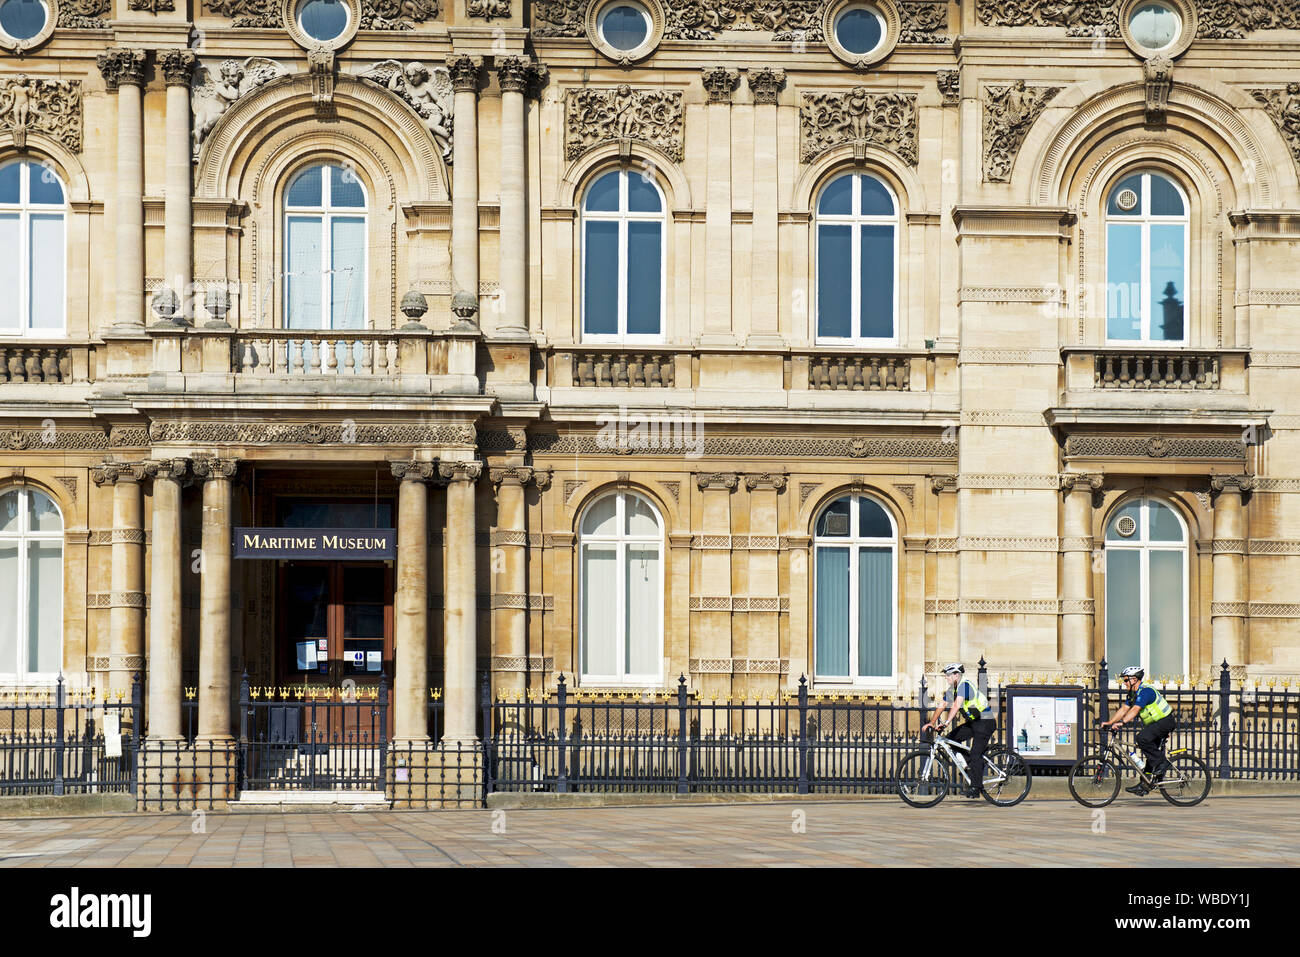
[956, 680, 991, 720]
[1135, 682, 1173, 725]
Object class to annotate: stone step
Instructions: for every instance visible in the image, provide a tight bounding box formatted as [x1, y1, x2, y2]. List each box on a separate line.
[228, 790, 390, 812]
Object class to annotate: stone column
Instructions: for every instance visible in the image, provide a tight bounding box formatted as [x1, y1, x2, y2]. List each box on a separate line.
[1211, 475, 1253, 672]
[440, 460, 482, 744]
[97, 49, 149, 331]
[193, 457, 237, 740]
[1059, 473, 1102, 677]
[489, 466, 550, 693]
[695, 472, 739, 695]
[495, 57, 545, 337]
[159, 50, 197, 323]
[147, 458, 188, 740]
[743, 473, 786, 699]
[449, 56, 483, 303]
[391, 460, 435, 741]
[746, 68, 784, 346]
[701, 67, 738, 346]
[92, 461, 149, 695]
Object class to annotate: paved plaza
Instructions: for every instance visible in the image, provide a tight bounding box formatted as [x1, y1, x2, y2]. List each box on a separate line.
[0, 796, 1291, 867]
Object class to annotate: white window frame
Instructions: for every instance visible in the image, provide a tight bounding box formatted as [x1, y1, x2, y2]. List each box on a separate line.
[580, 167, 667, 344]
[1104, 169, 1190, 347]
[1103, 497, 1189, 679]
[282, 162, 369, 331]
[814, 172, 900, 347]
[812, 494, 899, 688]
[577, 491, 664, 686]
[0, 159, 67, 338]
[0, 486, 63, 682]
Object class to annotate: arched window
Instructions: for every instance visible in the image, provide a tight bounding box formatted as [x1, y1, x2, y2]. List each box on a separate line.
[579, 491, 662, 683]
[0, 487, 62, 676]
[816, 172, 897, 344]
[813, 494, 896, 682]
[581, 168, 664, 341]
[1104, 497, 1187, 678]
[1105, 170, 1188, 344]
[283, 162, 367, 330]
[0, 160, 66, 336]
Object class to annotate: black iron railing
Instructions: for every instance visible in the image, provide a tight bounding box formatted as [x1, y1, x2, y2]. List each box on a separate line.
[0, 674, 141, 796]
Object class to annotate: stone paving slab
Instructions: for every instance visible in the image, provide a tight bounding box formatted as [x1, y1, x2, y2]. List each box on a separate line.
[0, 795, 1292, 867]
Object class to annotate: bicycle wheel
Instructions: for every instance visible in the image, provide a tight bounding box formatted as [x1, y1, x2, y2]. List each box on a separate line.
[981, 746, 1031, 807]
[896, 750, 950, 808]
[1158, 752, 1211, 807]
[1068, 753, 1121, 808]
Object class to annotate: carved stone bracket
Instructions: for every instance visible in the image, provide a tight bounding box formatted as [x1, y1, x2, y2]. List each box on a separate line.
[937, 69, 959, 106]
[747, 67, 785, 105]
[0, 76, 82, 153]
[308, 47, 336, 117]
[1058, 472, 1104, 494]
[982, 80, 1060, 183]
[701, 66, 739, 104]
[1143, 54, 1173, 126]
[566, 86, 685, 162]
[929, 474, 958, 494]
[800, 90, 918, 166]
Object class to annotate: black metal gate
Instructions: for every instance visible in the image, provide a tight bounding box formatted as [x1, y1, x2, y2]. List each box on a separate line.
[237, 674, 388, 790]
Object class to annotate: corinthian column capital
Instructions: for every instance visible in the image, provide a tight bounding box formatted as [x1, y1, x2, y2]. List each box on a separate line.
[158, 49, 197, 86]
[448, 55, 484, 94]
[97, 48, 148, 91]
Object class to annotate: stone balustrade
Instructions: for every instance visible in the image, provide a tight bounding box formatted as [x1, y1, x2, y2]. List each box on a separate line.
[564, 350, 678, 388]
[1094, 351, 1221, 390]
[232, 333, 404, 376]
[807, 354, 911, 391]
[0, 345, 75, 384]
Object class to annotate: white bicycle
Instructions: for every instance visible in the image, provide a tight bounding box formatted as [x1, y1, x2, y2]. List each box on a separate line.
[895, 726, 1032, 807]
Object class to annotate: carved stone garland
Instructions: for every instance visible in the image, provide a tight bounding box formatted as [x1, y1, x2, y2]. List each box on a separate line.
[800, 89, 919, 166]
[565, 86, 685, 162]
[0, 76, 82, 153]
[982, 80, 1060, 183]
[203, 0, 438, 28]
[57, 0, 111, 28]
[975, 0, 1298, 39]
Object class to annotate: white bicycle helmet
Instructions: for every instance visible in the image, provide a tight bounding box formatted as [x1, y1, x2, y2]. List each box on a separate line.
[941, 663, 964, 676]
[1119, 665, 1144, 679]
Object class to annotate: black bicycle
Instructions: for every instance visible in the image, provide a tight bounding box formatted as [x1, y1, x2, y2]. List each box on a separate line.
[1067, 726, 1210, 808]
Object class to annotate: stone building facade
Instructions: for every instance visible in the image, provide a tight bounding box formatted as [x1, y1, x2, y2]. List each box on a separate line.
[0, 0, 1297, 759]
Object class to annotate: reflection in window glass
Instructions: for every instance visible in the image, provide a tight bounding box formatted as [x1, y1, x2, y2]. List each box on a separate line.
[1105, 171, 1187, 344]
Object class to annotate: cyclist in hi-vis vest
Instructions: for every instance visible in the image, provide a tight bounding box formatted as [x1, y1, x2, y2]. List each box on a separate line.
[1099, 665, 1177, 795]
[923, 663, 996, 798]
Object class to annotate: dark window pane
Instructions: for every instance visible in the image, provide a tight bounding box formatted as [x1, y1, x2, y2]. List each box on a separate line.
[0, 163, 18, 204]
[0, 0, 46, 40]
[1149, 174, 1184, 216]
[286, 165, 322, 207]
[27, 162, 63, 205]
[601, 5, 648, 49]
[835, 8, 882, 53]
[859, 175, 894, 216]
[330, 164, 366, 208]
[299, 0, 347, 41]
[584, 171, 620, 212]
[818, 175, 853, 215]
[627, 172, 661, 212]
[857, 546, 893, 677]
[278, 501, 393, 527]
[859, 224, 894, 339]
[817, 497, 851, 537]
[284, 568, 329, 639]
[1150, 223, 1184, 341]
[1106, 222, 1141, 340]
[817, 224, 852, 338]
[342, 566, 385, 603]
[1107, 174, 1143, 216]
[858, 497, 892, 538]
[626, 220, 661, 335]
[584, 220, 620, 335]
[344, 605, 384, 640]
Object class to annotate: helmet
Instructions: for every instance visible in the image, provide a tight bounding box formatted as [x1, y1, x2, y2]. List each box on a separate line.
[1119, 665, 1144, 679]
[941, 663, 964, 676]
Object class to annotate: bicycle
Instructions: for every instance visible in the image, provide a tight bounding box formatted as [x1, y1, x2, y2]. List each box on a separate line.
[895, 725, 1031, 807]
[1067, 725, 1210, 808]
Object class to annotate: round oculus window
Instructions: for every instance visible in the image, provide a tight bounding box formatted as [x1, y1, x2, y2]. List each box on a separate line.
[297, 0, 349, 42]
[599, 3, 651, 51]
[834, 6, 885, 55]
[1128, 1, 1180, 50]
[0, 0, 46, 41]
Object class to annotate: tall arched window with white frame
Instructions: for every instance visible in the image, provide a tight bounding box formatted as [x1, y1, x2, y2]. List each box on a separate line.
[1105, 170, 1188, 344]
[813, 494, 897, 683]
[581, 167, 665, 342]
[578, 491, 663, 684]
[0, 486, 63, 678]
[0, 159, 66, 336]
[283, 161, 367, 330]
[815, 172, 898, 345]
[1104, 497, 1188, 679]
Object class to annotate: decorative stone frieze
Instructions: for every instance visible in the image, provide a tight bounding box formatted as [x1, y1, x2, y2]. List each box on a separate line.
[57, 0, 111, 28]
[191, 58, 290, 160]
[1064, 436, 1247, 460]
[1250, 84, 1300, 171]
[147, 421, 478, 446]
[0, 77, 81, 153]
[128, 0, 175, 10]
[203, 0, 279, 26]
[467, 0, 509, 18]
[800, 90, 918, 166]
[359, 0, 440, 28]
[565, 87, 685, 162]
[982, 81, 1060, 183]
